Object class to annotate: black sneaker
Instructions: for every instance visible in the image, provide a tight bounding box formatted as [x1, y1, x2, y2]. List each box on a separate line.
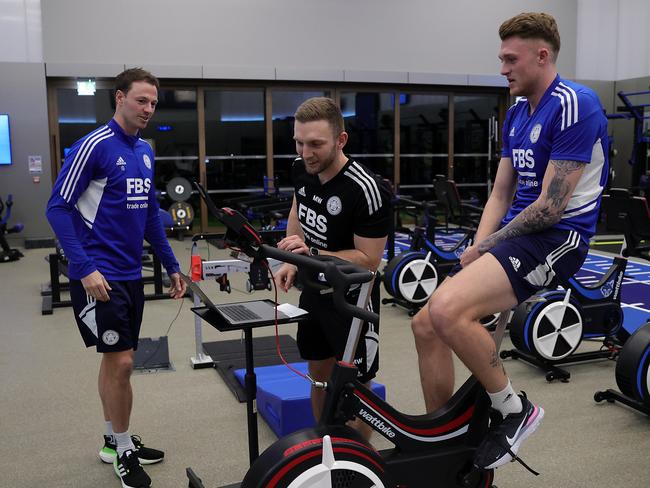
[113, 449, 151, 488]
[100, 435, 165, 465]
[474, 392, 544, 470]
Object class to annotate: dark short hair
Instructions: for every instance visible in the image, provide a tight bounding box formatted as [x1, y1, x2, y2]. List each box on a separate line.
[499, 12, 561, 61]
[114, 68, 159, 95]
[294, 97, 344, 137]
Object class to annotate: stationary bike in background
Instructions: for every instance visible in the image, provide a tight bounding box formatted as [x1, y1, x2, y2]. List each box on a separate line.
[383, 197, 474, 315]
[431, 174, 483, 233]
[187, 182, 522, 488]
[595, 193, 650, 415]
[0, 194, 24, 263]
[503, 193, 630, 382]
[383, 186, 500, 327]
[594, 320, 650, 415]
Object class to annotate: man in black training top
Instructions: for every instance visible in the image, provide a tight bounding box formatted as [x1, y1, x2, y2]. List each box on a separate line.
[274, 97, 391, 439]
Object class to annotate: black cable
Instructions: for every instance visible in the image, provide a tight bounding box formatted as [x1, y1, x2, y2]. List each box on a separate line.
[137, 296, 185, 369]
[138, 266, 190, 369]
[139, 238, 223, 369]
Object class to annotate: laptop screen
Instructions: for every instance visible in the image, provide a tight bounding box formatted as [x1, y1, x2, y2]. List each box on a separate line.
[180, 273, 302, 326]
[179, 272, 218, 309]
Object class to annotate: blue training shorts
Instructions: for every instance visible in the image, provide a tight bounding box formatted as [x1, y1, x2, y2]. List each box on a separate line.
[70, 279, 145, 352]
[450, 228, 589, 304]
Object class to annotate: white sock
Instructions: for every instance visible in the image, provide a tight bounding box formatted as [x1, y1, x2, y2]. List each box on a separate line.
[488, 380, 522, 418]
[114, 431, 136, 457]
[105, 421, 114, 440]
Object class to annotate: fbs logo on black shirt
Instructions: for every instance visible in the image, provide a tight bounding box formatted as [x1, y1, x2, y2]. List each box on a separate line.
[298, 203, 327, 233]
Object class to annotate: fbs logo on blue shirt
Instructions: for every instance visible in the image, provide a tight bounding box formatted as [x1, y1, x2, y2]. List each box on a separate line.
[126, 177, 151, 195]
[126, 177, 151, 209]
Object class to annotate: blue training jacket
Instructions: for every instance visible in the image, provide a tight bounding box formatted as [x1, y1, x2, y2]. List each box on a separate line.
[46, 118, 180, 281]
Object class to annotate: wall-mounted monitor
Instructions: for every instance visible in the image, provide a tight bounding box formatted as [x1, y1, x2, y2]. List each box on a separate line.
[0, 114, 12, 165]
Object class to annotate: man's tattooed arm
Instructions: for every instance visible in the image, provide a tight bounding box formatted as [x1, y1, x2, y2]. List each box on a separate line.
[477, 160, 585, 254]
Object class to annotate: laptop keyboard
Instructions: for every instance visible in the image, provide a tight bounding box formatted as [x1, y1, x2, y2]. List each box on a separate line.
[219, 304, 263, 322]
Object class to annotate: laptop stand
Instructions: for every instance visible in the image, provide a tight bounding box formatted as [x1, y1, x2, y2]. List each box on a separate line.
[191, 304, 307, 465]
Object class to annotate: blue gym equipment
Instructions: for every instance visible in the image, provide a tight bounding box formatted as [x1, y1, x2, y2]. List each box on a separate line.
[382, 177, 480, 317]
[595, 189, 650, 415]
[594, 320, 650, 416]
[503, 192, 631, 382]
[233, 362, 386, 437]
[383, 200, 473, 315]
[0, 194, 24, 263]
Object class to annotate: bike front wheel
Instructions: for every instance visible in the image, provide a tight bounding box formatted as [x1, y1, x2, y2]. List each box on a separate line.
[241, 426, 391, 488]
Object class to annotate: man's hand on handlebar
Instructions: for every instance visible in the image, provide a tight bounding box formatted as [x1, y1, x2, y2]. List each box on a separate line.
[273, 263, 298, 292]
[277, 235, 309, 255]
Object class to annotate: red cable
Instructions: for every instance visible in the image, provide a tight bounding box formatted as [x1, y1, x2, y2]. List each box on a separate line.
[261, 259, 311, 382]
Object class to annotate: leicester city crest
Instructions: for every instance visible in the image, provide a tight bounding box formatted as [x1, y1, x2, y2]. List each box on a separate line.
[102, 330, 120, 346]
[143, 154, 152, 169]
[601, 279, 614, 298]
[326, 196, 342, 215]
[530, 124, 542, 143]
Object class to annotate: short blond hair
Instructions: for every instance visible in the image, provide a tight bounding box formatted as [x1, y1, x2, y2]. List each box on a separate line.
[294, 97, 344, 137]
[499, 12, 561, 61]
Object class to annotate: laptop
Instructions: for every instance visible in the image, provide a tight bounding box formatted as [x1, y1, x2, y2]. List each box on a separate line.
[180, 272, 295, 326]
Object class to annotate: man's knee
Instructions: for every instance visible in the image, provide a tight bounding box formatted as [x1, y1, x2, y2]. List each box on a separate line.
[411, 308, 437, 346]
[103, 351, 134, 381]
[427, 290, 465, 340]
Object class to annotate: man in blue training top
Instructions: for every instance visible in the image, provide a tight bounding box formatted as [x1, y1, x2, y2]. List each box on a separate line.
[46, 68, 186, 488]
[411, 12, 609, 471]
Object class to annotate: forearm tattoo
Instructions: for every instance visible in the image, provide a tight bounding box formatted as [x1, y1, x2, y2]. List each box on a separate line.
[477, 160, 584, 254]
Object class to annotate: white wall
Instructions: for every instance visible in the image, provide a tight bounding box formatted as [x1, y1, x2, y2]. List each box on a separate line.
[576, 0, 618, 80]
[616, 0, 650, 80]
[0, 0, 42, 62]
[41, 0, 578, 83]
[577, 0, 650, 80]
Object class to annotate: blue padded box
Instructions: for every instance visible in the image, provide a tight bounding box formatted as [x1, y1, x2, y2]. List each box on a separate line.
[234, 362, 386, 437]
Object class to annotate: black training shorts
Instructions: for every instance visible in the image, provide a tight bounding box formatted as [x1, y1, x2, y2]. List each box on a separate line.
[70, 279, 144, 352]
[297, 281, 380, 383]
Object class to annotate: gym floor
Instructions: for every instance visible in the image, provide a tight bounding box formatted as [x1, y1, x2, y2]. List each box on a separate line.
[1, 240, 650, 488]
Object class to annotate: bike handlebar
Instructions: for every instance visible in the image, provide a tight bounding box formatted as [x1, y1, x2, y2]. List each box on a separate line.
[191, 180, 379, 324]
[262, 245, 379, 324]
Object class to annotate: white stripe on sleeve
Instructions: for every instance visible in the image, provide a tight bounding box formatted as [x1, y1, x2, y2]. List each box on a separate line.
[61, 127, 113, 202]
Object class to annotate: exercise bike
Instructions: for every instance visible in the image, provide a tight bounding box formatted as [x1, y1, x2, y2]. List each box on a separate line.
[594, 194, 650, 415]
[503, 251, 627, 382]
[594, 320, 650, 415]
[186, 182, 519, 488]
[0, 194, 24, 263]
[383, 198, 501, 328]
[383, 199, 473, 315]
